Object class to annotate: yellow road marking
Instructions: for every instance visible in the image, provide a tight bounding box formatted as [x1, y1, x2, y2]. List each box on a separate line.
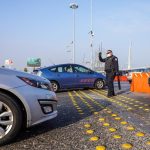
[95, 89, 148, 112]
[90, 90, 130, 110]
[113, 135, 122, 139]
[68, 92, 84, 115]
[90, 136, 99, 141]
[122, 143, 133, 149]
[96, 146, 106, 150]
[74, 91, 96, 113]
[79, 90, 104, 109]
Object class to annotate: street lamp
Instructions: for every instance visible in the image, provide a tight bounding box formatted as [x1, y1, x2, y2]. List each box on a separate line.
[70, 3, 78, 64]
[90, 0, 94, 70]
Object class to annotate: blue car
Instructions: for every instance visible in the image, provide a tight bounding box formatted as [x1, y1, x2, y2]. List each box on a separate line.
[36, 64, 106, 92]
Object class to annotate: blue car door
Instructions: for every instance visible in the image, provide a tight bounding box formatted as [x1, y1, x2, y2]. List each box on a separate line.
[72, 65, 96, 87]
[56, 65, 77, 88]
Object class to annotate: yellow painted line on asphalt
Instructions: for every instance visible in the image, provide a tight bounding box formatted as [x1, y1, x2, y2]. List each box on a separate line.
[100, 90, 138, 108]
[79, 90, 104, 109]
[98, 90, 146, 112]
[102, 89, 142, 103]
[88, 90, 132, 120]
[81, 90, 149, 149]
[77, 90, 148, 150]
[101, 90, 149, 112]
[90, 90, 130, 110]
[68, 92, 84, 115]
[74, 91, 96, 113]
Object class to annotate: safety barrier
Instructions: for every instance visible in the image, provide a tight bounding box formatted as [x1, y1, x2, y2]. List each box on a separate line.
[114, 76, 128, 82]
[130, 72, 150, 93]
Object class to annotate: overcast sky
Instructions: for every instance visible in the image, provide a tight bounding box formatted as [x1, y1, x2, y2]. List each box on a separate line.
[0, 0, 150, 70]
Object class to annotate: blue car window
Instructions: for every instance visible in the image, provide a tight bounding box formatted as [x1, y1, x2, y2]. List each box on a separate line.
[58, 67, 63, 73]
[74, 66, 90, 73]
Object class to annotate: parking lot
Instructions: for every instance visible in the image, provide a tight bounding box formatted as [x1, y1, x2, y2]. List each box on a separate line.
[1, 82, 150, 150]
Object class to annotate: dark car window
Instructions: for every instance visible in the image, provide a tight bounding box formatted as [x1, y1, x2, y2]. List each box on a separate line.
[64, 65, 73, 73]
[73, 65, 91, 73]
[49, 67, 57, 72]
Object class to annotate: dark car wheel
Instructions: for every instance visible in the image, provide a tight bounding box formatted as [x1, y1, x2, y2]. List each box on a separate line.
[51, 81, 59, 92]
[0, 92, 23, 146]
[95, 79, 105, 89]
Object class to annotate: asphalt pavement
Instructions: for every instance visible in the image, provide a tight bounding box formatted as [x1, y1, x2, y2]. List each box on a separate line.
[1, 82, 150, 150]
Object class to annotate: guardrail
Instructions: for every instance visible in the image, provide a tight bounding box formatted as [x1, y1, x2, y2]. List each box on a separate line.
[130, 72, 150, 93]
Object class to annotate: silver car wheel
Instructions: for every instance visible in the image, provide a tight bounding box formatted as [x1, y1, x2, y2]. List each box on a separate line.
[0, 102, 13, 139]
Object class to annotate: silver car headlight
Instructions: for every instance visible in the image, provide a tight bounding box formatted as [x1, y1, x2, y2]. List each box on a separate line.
[18, 76, 53, 91]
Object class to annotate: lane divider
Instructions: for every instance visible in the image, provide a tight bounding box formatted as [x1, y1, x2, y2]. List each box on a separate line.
[80, 90, 149, 149]
[74, 91, 96, 113]
[90, 90, 132, 111]
[101, 90, 149, 112]
[79, 90, 104, 109]
[68, 91, 84, 115]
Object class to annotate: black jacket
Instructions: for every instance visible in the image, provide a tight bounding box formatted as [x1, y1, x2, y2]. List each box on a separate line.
[99, 54, 119, 73]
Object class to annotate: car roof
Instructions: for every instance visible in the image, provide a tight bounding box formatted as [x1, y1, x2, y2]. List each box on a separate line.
[40, 63, 84, 70]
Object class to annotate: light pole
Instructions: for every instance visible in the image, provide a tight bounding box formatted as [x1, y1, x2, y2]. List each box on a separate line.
[90, 0, 94, 70]
[70, 3, 78, 64]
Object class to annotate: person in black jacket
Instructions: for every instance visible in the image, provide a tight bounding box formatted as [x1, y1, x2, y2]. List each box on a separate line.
[99, 50, 119, 97]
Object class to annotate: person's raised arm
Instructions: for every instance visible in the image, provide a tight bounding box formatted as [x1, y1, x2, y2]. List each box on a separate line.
[99, 52, 106, 62]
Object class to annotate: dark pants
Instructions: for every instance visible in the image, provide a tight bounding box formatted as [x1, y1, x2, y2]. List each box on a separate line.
[106, 72, 115, 96]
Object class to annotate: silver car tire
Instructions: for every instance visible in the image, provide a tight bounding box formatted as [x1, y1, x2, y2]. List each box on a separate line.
[0, 92, 23, 145]
[95, 79, 104, 89]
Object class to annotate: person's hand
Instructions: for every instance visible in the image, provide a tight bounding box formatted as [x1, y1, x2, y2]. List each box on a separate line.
[99, 52, 102, 56]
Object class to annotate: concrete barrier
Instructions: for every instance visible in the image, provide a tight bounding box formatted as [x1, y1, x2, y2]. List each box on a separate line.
[130, 72, 150, 93]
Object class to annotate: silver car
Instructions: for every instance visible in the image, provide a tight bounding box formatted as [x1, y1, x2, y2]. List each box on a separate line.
[0, 67, 58, 145]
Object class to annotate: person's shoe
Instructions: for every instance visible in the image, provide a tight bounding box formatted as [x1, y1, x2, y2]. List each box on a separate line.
[107, 95, 113, 98]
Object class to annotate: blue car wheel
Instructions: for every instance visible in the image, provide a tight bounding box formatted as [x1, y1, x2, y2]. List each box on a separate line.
[94, 79, 104, 89]
[51, 81, 59, 92]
